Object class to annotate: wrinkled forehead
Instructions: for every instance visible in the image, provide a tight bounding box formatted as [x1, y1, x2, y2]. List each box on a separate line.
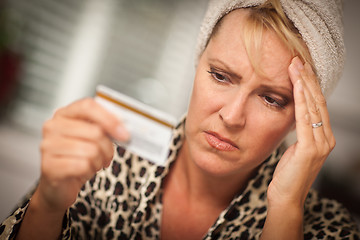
[196, 0, 345, 97]
[206, 9, 294, 83]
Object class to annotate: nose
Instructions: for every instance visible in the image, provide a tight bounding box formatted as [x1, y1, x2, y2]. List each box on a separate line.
[218, 92, 247, 128]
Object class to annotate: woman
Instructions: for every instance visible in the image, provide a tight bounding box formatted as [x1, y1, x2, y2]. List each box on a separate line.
[1, 0, 359, 239]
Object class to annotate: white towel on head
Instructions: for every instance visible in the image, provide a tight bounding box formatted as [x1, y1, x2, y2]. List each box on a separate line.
[195, 0, 345, 97]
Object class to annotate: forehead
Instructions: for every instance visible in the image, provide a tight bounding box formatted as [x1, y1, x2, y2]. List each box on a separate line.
[208, 9, 293, 83]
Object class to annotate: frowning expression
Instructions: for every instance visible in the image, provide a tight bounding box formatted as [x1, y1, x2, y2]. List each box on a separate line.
[183, 9, 296, 177]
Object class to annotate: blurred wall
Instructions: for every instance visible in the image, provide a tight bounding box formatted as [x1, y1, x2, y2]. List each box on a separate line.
[0, 0, 359, 226]
[318, 0, 360, 222]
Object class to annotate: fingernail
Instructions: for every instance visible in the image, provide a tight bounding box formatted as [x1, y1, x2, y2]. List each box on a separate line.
[116, 125, 130, 141]
[294, 57, 304, 71]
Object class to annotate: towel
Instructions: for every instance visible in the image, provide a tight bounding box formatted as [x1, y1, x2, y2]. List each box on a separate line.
[195, 0, 345, 97]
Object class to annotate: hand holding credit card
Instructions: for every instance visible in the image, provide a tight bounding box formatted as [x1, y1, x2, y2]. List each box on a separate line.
[95, 85, 177, 166]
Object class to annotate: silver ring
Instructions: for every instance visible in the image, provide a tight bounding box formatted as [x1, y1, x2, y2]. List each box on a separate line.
[312, 121, 323, 128]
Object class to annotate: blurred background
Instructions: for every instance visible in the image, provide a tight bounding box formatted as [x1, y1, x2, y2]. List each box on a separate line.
[0, 0, 359, 227]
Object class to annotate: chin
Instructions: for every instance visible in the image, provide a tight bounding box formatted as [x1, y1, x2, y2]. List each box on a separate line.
[191, 150, 249, 177]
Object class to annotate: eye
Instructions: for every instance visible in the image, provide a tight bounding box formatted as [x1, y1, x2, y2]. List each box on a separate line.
[207, 70, 229, 83]
[262, 95, 286, 109]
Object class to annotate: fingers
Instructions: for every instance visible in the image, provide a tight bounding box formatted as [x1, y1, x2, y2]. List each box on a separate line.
[289, 59, 313, 145]
[40, 98, 125, 183]
[37, 98, 127, 211]
[297, 62, 327, 144]
[289, 57, 335, 151]
[43, 118, 114, 163]
[289, 73, 313, 145]
[54, 98, 130, 142]
[302, 63, 335, 146]
[41, 135, 113, 171]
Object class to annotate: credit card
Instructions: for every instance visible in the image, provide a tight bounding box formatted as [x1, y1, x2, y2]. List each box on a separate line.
[95, 85, 177, 166]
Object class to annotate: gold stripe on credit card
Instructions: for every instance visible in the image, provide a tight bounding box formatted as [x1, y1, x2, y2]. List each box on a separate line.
[96, 91, 175, 129]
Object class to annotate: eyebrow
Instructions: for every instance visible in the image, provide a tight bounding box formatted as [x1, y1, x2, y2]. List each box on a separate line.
[208, 57, 293, 96]
[258, 84, 293, 97]
[207, 58, 243, 81]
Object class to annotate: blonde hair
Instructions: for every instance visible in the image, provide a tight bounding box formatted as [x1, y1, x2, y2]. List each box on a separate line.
[211, 0, 314, 76]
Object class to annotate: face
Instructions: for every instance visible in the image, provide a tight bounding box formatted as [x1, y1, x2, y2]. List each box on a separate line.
[183, 9, 296, 177]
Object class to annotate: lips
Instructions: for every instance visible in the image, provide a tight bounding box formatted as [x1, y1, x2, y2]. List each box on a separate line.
[204, 131, 239, 151]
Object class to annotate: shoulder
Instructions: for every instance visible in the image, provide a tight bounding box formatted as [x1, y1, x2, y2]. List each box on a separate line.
[303, 188, 360, 239]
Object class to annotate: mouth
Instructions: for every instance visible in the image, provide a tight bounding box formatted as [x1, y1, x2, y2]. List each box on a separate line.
[204, 131, 239, 151]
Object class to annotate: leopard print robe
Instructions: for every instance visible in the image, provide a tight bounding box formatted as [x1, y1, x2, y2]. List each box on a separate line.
[1, 118, 359, 239]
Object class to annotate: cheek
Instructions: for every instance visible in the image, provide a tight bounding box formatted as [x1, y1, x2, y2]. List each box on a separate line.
[186, 77, 204, 133]
[188, 74, 220, 116]
[248, 107, 295, 146]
